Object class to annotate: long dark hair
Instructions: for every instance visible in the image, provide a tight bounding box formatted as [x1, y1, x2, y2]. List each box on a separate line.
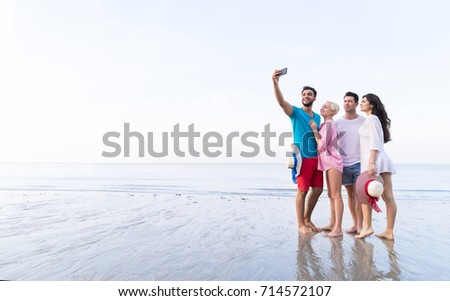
[363, 93, 391, 143]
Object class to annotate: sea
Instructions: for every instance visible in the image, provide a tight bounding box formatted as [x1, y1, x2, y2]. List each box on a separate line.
[1, 163, 450, 281]
[0, 163, 449, 202]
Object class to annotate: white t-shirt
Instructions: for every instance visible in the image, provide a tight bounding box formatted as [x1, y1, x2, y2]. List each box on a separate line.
[335, 115, 365, 167]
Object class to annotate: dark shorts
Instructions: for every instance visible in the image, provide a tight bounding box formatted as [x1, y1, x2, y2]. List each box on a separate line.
[296, 157, 323, 191]
[342, 162, 361, 186]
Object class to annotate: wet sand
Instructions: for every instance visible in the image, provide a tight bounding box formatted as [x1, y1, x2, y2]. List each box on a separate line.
[1, 190, 449, 280]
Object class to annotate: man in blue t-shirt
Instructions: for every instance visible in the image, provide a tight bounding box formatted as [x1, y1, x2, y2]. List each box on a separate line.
[272, 69, 323, 235]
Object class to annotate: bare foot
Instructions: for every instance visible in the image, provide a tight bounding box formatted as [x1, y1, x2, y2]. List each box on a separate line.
[355, 228, 374, 239]
[298, 225, 314, 235]
[305, 221, 322, 233]
[320, 224, 334, 232]
[376, 231, 394, 240]
[345, 226, 357, 234]
[327, 230, 343, 237]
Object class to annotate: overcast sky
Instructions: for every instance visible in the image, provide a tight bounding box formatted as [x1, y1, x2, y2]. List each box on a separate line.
[1, 0, 449, 163]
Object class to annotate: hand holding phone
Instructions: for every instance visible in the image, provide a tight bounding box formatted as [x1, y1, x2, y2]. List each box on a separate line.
[279, 67, 288, 76]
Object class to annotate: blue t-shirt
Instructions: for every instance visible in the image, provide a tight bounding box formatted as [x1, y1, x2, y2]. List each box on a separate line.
[289, 106, 321, 158]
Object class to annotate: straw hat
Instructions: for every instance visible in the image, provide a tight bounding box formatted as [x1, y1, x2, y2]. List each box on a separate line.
[286, 150, 302, 183]
[355, 170, 384, 212]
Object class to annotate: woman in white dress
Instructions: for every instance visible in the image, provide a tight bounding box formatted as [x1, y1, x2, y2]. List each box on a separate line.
[355, 94, 397, 240]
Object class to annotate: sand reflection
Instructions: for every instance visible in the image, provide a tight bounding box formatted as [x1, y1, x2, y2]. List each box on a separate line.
[296, 235, 401, 281]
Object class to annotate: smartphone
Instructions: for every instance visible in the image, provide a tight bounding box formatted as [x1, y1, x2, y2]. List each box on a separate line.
[280, 67, 288, 76]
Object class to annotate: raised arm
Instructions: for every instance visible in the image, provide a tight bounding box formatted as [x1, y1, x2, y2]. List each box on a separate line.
[272, 70, 293, 116]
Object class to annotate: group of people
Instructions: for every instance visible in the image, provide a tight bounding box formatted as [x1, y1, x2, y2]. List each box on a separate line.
[272, 69, 397, 240]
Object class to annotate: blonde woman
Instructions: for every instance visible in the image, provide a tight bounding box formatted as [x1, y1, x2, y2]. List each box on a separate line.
[309, 102, 344, 237]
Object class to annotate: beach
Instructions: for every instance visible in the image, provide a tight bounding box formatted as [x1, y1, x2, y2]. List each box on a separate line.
[1, 163, 450, 280]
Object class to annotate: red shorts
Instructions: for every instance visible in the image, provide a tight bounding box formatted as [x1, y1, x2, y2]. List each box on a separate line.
[296, 157, 324, 191]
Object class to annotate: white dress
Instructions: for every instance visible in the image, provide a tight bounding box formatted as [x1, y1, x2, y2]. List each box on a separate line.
[359, 115, 396, 175]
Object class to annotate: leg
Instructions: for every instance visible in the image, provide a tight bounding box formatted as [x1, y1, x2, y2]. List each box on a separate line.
[304, 187, 323, 232]
[304, 160, 323, 232]
[355, 198, 363, 233]
[355, 203, 374, 239]
[344, 184, 362, 234]
[320, 172, 335, 231]
[376, 173, 397, 240]
[326, 168, 344, 237]
[296, 190, 314, 234]
[343, 184, 357, 233]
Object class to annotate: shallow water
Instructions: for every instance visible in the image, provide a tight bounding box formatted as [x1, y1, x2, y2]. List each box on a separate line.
[1, 191, 449, 280]
[1, 163, 450, 280]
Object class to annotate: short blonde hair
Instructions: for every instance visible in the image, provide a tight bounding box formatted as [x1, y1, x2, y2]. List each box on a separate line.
[326, 101, 340, 116]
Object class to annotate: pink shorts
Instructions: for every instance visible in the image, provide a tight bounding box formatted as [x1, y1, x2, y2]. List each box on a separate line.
[296, 157, 324, 191]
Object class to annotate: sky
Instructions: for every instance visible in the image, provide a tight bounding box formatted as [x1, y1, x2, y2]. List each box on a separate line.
[1, 0, 450, 164]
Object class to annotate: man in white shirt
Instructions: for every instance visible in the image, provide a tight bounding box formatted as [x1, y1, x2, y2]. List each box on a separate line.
[335, 92, 365, 234]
